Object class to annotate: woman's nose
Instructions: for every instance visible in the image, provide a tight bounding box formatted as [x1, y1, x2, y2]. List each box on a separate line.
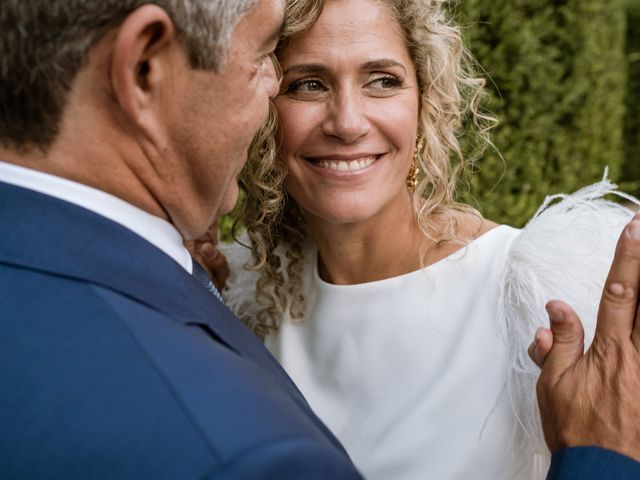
[322, 90, 370, 143]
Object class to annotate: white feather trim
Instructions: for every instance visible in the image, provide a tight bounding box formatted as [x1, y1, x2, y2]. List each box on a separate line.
[499, 172, 639, 478]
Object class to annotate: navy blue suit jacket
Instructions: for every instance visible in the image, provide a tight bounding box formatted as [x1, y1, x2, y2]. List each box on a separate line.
[1, 181, 639, 479]
[0, 182, 361, 479]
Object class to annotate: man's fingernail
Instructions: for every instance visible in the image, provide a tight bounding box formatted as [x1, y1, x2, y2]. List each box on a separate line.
[629, 220, 640, 240]
[547, 307, 563, 324]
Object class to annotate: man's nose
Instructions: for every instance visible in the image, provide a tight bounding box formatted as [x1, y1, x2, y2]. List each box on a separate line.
[264, 55, 280, 99]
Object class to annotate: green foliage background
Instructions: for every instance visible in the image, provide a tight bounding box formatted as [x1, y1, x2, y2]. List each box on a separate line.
[454, 0, 632, 226]
[624, 0, 640, 195]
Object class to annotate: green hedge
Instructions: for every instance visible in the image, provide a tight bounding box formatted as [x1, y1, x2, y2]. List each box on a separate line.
[624, 0, 640, 195]
[455, 0, 628, 226]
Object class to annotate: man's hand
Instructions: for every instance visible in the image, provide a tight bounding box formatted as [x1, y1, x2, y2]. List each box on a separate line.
[185, 226, 230, 291]
[534, 213, 640, 461]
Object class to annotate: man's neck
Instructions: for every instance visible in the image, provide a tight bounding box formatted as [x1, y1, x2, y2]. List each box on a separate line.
[0, 143, 169, 222]
[0, 158, 192, 273]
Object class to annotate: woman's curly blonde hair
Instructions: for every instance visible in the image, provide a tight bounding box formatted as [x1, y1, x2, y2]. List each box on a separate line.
[235, 0, 495, 338]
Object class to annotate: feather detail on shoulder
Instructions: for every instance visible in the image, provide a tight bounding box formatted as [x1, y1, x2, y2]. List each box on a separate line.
[499, 171, 639, 478]
[217, 234, 262, 330]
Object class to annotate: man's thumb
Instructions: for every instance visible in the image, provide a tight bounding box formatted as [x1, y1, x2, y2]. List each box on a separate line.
[541, 300, 585, 379]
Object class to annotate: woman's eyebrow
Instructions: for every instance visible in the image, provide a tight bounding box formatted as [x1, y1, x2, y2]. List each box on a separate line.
[282, 63, 330, 76]
[283, 59, 407, 76]
[361, 59, 407, 74]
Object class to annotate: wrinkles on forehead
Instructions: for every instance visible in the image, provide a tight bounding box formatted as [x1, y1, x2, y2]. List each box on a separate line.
[277, 0, 409, 74]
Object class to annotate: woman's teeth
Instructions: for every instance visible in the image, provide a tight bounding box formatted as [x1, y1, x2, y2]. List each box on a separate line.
[317, 156, 376, 172]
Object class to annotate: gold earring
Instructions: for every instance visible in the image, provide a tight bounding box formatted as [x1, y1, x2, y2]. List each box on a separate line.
[407, 137, 424, 193]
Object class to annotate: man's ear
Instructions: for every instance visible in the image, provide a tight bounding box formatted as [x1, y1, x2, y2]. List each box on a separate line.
[109, 4, 182, 133]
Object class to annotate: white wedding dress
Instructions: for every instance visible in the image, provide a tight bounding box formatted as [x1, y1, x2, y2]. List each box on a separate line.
[220, 178, 637, 480]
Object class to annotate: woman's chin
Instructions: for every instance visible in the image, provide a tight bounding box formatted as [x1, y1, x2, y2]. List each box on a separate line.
[302, 200, 386, 227]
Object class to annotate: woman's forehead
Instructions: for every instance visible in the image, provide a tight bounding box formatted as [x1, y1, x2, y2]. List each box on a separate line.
[278, 0, 408, 66]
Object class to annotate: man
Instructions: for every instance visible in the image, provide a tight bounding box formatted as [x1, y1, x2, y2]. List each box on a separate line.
[0, 1, 638, 479]
[0, 1, 360, 478]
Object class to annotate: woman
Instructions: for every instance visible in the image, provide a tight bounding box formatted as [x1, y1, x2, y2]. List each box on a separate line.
[205, 0, 638, 478]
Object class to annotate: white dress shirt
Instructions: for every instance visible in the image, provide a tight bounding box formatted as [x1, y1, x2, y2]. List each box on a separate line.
[0, 160, 192, 273]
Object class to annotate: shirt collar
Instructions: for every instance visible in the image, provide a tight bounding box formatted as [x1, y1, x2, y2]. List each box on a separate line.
[0, 160, 192, 273]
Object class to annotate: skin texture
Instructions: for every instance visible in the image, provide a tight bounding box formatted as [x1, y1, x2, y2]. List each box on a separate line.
[535, 212, 640, 461]
[162, 0, 283, 235]
[0, 0, 284, 240]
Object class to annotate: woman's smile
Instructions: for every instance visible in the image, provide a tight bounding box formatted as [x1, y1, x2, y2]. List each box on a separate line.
[305, 154, 381, 174]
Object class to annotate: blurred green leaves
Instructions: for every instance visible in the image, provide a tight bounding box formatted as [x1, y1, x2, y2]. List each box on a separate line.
[455, 0, 633, 225]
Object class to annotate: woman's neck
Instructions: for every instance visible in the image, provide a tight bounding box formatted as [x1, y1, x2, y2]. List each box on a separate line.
[305, 199, 497, 286]
[307, 199, 427, 285]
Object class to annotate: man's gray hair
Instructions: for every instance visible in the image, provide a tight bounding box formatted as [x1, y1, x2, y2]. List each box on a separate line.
[0, 0, 258, 151]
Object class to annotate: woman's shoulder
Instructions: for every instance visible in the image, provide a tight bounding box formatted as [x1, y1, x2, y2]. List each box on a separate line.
[426, 212, 518, 269]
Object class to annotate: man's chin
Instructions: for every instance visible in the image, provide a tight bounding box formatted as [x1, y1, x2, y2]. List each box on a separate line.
[218, 182, 240, 217]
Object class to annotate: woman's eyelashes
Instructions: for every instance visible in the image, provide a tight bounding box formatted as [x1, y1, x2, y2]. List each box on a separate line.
[281, 73, 404, 98]
[369, 74, 403, 88]
[366, 74, 404, 93]
[285, 78, 327, 95]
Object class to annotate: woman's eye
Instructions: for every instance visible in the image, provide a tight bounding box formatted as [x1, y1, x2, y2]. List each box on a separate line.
[368, 75, 403, 90]
[286, 79, 326, 94]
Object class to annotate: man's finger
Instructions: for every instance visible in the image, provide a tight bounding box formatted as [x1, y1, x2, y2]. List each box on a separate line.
[200, 243, 230, 290]
[540, 301, 585, 381]
[595, 215, 640, 342]
[528, 327, 554, 368]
